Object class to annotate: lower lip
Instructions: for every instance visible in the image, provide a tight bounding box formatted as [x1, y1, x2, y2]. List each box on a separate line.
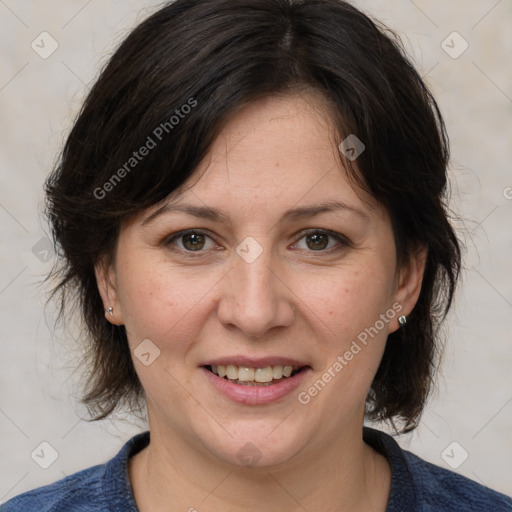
[201, 366, 311, 405]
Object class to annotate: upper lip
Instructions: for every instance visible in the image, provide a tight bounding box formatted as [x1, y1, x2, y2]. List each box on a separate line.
[202, 356, 310, 368]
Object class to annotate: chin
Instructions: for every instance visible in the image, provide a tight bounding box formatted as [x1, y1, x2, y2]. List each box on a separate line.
[195, 420, 308, 469]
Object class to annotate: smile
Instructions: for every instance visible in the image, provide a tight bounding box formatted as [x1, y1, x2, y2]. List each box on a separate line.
[201, 364, 311, 405]
[208, 364, 302, 385]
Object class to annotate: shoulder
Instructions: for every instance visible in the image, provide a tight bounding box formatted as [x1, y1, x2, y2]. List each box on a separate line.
[1, 431, 149, 512]
[403, 449, 512, 511]
[0, 464, 106, 512]
[363, 427, 512, 512]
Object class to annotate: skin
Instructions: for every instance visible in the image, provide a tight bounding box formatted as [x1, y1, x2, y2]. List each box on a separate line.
[96, 91, 426, 512]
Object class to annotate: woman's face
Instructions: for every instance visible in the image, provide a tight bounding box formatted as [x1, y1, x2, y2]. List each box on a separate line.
[97, 92, 424, 468]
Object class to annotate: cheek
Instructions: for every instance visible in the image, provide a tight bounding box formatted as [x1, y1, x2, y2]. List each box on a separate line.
[294, 269, 392, 422]
[298, 263, 395, 342]
[116, 256, 217, 351]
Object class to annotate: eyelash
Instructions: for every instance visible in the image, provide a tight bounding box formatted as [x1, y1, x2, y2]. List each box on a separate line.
[164, 228, 351, 257]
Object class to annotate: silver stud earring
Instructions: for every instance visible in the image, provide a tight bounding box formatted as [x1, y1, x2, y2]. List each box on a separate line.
[398, 315, 407, 327]
[105, 307, 113, 316]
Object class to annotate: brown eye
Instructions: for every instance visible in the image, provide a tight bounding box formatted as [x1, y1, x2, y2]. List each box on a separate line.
[293, 229, 350, 254]
[182, 232, 206, 251]
[166, 230, 216, 253]
[305, 232, 329, 251]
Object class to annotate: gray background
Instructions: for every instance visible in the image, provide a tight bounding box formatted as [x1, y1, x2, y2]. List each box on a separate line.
[1, 0, 511, 503]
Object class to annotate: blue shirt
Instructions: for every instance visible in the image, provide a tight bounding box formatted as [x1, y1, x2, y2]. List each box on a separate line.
[2, 427, 511, 511]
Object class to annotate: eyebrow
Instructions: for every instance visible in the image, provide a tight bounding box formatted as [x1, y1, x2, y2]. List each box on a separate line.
[141, 200, 369, 226]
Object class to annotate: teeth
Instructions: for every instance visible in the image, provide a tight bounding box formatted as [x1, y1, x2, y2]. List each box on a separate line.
[238, 367, 255, 382]
[255, 367, 273, 383]
[272, 365, 283, 379]
[210, 364, 300, 382]
[282, 365, 293, 377]
[226, 364, 238, 380]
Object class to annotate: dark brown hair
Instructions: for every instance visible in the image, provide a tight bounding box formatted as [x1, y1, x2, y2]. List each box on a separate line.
[45, 0, 461, 432]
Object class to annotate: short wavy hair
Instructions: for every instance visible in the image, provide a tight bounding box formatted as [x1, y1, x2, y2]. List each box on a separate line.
[45, 0, 461, 432]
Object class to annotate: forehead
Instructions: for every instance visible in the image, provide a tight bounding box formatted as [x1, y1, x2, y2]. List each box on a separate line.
[128, 92, 388, 236]
[168, 93, 377, 213]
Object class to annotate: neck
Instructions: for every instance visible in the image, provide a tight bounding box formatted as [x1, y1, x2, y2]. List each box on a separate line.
[129, 422, 391, 512]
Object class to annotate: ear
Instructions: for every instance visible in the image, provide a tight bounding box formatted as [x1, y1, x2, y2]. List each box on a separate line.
[94, 257, 124, 326]
[389, 244, 427, 333]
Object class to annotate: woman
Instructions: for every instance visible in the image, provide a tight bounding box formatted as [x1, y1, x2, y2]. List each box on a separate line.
[3, 0, 511, 510]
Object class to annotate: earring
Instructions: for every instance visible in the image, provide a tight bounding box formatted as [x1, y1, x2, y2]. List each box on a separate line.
[398, 315, 407, 327]
[105, 307, 113, 316]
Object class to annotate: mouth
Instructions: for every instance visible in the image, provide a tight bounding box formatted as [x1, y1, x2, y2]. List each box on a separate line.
[203, 364, 308, 387]
[200, 357, 312, 404]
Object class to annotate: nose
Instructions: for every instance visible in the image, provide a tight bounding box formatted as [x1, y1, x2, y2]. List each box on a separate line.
[217, 243, 295, 338]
